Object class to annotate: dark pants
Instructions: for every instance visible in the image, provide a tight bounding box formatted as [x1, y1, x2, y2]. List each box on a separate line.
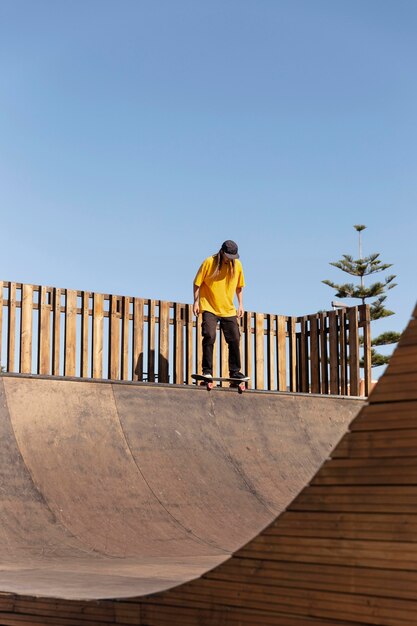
[202, 311, 241, 375]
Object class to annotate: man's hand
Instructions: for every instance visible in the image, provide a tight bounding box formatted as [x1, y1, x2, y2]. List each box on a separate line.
[236, 287, 244, 319]
[193, 284, 200, 317]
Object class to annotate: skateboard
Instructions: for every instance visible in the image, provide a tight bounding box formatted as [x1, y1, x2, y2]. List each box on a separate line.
[191, 374, 250, 394]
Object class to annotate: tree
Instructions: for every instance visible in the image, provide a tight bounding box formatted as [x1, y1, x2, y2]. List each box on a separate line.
[322, 224, 401, 367]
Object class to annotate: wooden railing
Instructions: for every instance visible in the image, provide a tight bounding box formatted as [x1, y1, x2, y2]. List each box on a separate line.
[0, 281, 372, 395]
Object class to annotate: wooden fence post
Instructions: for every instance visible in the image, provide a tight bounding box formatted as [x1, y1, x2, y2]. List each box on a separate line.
[195, 313, 202, 376]
[52, 288, 61, 376]
[132, 297, 144, 381]
[220, 331, 228, 380]
[255, 313, 264, 390]
[0, 281, 3, 370]
[360, 304, 372, 396]
[121, 296, 130, 381]
[109, 295, 121, 380]
[64, 290, 77, 377]
[158, 300, 170, 383]
[267, 314, 275, 390]
[338, 309, 347, 395]
[288, 317, 297, 392]
[185, 304, 193, 385]
[299, 316, 309, 392]
[348, 306, 360, 396]
[20, 284, 33, 374]
[39, 286, 51, 375]
[309, 314, 320, 394]
[329, 311, 339, 395]
[277, 315, 287, 391]
[7, 283, 16, 372]
[147, 300, 156, 382]
[173, 303, 183, 384]
[81, 291, 90, 378]
[92, 292, 104, 379]
[319, 312, 329, 394]
[244, 312, 253, 388]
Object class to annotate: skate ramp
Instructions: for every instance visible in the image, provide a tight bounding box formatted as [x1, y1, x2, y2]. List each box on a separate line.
[0, 376, 361, 600]
[133, 303, 417, 625]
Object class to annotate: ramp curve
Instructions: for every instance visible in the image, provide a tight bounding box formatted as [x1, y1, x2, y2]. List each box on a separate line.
[0, 376, 361, 600]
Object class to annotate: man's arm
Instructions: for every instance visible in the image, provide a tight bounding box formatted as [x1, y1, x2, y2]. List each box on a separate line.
[236, 287, 244, 318]
[193, 284, 200, 316]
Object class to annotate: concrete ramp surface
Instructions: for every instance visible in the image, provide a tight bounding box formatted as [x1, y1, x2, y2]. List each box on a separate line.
[0, 376, 362, 600]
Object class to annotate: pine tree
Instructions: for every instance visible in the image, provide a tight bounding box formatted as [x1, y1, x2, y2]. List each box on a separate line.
[322, 224, 401, 367]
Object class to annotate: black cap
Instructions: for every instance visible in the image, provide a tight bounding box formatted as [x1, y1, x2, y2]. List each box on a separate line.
[221, 240, 239, 259]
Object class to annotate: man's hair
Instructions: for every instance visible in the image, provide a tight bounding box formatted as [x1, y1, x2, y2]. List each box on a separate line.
[210, 250, 235, 280]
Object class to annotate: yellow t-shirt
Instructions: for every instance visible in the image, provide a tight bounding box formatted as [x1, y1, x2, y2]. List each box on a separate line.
[194, 256, 245, 317]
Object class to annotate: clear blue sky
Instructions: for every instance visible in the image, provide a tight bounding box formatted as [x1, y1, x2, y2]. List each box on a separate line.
[1, 0, 416, 376]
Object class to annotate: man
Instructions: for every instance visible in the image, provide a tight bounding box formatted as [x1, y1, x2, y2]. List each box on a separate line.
[193, 240, 246, 379]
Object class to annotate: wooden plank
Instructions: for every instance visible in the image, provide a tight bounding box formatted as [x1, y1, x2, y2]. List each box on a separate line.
[52, 287, 61, 376]
[173, 303, 183, 384]
[195, 312, 202, 375]
[277, 315, 286, 391]
[348, 306, 360, 396]
[388, 345, 417, 373]
[80, 291, 90, 378]
[397, 323, 417, 349]
[361, 304, 372, 396]
[0, 281, 3, 370]
[299, 316, 308, 392]
[288, 317, 297, 392]
[338, 309, 347, 395]
[151, 583, 417, 624]
[20, 283, 33, 373]
[109, 295, 121, 380]
[319, 312, 329, 394]
[208, 560, 417, 599]
[158, 300, 170, 383]
[220, 330, 228, 380]
[290, 485, 417, 514]
[132, 297, 144, 381]
[239, 315, 245, 377]
[64, 290, 77, 377]
[120, 296, 130, 381]
[368, 373, 417, 404]
[333, 429, 417, 459]
[267, 314, 275, 390]
[92, 292, 104, 379]
[7, 282, 16, 372]
[329, 311, 339, 394]
[352, 400, 417, 431]
[212, 322, 218, 378]
[254, 313, 264, 389]
[314, 457, 417, 486]
[268, 510, 417, 541]
[309, 314, 320, 394]
[38, 286, 51, 375]
[185, 304, 193, 384]
[147, 300, 156, 382]
[244, 312, 253, 388]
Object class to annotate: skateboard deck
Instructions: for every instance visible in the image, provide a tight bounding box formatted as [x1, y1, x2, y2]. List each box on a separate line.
[191, 374, 249, 393]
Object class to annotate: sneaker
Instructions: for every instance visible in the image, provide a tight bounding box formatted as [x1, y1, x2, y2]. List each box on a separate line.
[202, 372, 213, 379]
[230, 371, 246, 380]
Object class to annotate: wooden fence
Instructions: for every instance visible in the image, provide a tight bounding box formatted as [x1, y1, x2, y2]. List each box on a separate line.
[0, 281, 372, 395]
